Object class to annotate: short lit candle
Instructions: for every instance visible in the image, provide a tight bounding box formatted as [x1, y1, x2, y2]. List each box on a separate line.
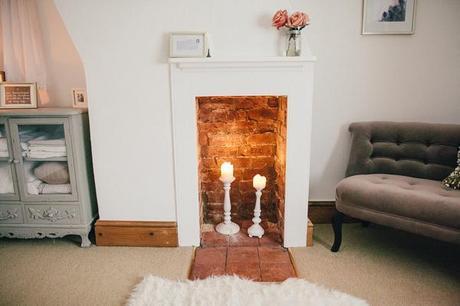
[253, 174, 267, 190]
[220, 162, 234, 181]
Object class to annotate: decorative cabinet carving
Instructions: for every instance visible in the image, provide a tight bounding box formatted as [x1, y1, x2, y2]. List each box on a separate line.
[27, 206, 79, 224]
[0, 209, 18, 220]
[0, 109, 97, 247]
[0, 205, 22, 224]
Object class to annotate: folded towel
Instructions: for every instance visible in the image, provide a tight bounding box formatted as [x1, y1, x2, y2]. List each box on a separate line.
[28, 146, 67, 153]
[0, 164, 14, 193]
[26, 151, 67, 159]
[39, 183, 71, 194]
[27, 179, 43, 195]
[0, 138, 8, 151]
[21, 142, 28, 152]
[23, 163, 39, 183]
[28, 138, 65, 147]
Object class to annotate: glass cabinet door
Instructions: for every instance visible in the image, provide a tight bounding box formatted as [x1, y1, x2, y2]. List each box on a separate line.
[9, 118, 78, 202]
[0, 119, 20, 201]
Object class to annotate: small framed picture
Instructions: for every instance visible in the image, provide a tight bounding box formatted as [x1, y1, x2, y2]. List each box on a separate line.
[72, 88, 88, 108]
[0, 83, 38, 109]
[362, 0, 416, 35]
[170, 32, 209, 58]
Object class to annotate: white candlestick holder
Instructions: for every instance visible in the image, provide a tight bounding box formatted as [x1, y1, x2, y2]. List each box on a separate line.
[215, 176, 240, 235]
[248, 188, 265, 238]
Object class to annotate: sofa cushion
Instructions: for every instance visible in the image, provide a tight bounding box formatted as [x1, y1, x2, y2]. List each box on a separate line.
[345, 122, 460, 181]
[336, 174, 460, 229]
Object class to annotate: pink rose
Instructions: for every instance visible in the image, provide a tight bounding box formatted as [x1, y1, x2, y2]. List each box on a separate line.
[287, 12, 309, 28]
[272, 10, 288, 29]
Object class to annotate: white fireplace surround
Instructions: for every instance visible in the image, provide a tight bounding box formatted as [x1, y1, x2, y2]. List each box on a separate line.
[169, 56, 315, 247]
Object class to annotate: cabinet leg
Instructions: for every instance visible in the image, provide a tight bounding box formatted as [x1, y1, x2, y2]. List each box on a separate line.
[80, 233, 91, 248]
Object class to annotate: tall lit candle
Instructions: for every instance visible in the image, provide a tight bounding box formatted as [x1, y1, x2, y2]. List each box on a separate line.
[249, 174, 266, 238]
[216, 161, 239, 235]
[220, 162, 234, 181]
[253, 174, 267, 190]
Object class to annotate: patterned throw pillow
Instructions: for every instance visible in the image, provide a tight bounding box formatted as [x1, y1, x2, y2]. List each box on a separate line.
[442, 147, 460, 190]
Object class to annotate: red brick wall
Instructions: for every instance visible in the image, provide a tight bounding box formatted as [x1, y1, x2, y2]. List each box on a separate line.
[275, 96, 287, 240]
[196, 96, 287, 234]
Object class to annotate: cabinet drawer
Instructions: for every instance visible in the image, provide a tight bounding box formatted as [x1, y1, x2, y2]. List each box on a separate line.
[25, 205, 81, 225]
[0, 205, 23, 224]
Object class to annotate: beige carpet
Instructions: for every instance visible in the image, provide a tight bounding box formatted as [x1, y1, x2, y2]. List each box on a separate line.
[292, 224, 460, 306]
[1, 225, 459, 306]
[0, 238, 192, 306]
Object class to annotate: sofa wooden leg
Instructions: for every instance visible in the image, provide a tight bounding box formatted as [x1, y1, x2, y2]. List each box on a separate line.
[331, 212, 344, 252]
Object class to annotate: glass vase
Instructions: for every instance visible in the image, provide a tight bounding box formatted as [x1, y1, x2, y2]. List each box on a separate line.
[286, 28, 301, 57]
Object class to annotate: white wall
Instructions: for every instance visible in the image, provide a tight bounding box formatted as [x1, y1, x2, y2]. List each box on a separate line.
[54, 0, 460, 221]
[37, 0, 86, 106]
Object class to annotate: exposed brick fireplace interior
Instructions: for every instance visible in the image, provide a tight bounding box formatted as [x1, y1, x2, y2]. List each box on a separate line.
[196, 96, 287, 241]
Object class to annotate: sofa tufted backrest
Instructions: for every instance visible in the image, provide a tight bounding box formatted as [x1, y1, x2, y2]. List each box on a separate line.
[346, 122, 460, 181]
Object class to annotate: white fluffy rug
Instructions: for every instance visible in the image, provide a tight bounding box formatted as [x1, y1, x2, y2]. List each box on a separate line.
[127, 275, 368, 306]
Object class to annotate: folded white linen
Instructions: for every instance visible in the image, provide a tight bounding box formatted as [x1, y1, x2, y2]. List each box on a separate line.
[39, 183, 71, 194]
[0, 164, 14, 193]
[28, 179, 42, 195]
[23, 163, 44, 195]
[28, 146, 66, 153]
[21, 142, 29, 152]
[23, 163, 38, 182]
[28, 138, 65, 147]
[26, 151, 67, 159]
[0, 138, 8, 151]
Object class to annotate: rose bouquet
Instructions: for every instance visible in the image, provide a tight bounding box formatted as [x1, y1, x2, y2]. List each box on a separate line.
[272, 9, 310, 56]
[272, 10, 310, 31]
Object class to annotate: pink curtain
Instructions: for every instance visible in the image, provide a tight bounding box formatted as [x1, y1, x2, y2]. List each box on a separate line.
[0, 0, 49, 104]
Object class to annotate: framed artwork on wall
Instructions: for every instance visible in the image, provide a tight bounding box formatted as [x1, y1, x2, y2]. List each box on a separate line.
[362, 0, 416, 34]
[72, 88, 88, 108]
[170, 32, 209, 58]
[0, 83, 37, 109]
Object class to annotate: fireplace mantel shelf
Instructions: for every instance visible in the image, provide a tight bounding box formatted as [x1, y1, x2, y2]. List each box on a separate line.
[169, 56, 316, 70]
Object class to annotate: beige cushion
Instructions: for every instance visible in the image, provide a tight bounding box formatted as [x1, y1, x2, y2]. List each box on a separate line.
[34, 162, 70, 184]
[336, 174, 460, 229]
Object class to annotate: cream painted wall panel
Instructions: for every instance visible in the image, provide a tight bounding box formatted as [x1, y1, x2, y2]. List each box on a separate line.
[54, 0, 460, 221]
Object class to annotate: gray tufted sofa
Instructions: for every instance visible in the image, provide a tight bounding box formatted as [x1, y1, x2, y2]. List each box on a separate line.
[331, 122, 460, 252]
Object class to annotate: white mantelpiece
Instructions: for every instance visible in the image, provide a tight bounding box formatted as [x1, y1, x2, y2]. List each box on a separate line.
[169, 56, 315, 247]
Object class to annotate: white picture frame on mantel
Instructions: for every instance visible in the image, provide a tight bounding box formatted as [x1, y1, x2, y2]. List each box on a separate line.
[170, 32, 209, 58]
[362, 0, 416, 35]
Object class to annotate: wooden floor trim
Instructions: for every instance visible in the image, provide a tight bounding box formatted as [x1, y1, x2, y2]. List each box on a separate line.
[307, 219, 314, 247]
[188, 247, 197, 280]
[287, 248, 299, 278]
[95, 220, 178, 247]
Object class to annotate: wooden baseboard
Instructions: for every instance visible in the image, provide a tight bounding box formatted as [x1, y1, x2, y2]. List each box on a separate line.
[307, 220, 314, 247]
[95, 220, 178, 247]
[308, 201, 358, 224]
[308, 201, 336, 224]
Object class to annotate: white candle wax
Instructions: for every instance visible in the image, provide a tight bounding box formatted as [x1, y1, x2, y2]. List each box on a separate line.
[253, 174, 267, 190]
[220, 162, 234, 180]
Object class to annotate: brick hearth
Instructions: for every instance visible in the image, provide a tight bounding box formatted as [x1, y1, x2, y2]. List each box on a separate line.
[196, 96, 287, 237]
